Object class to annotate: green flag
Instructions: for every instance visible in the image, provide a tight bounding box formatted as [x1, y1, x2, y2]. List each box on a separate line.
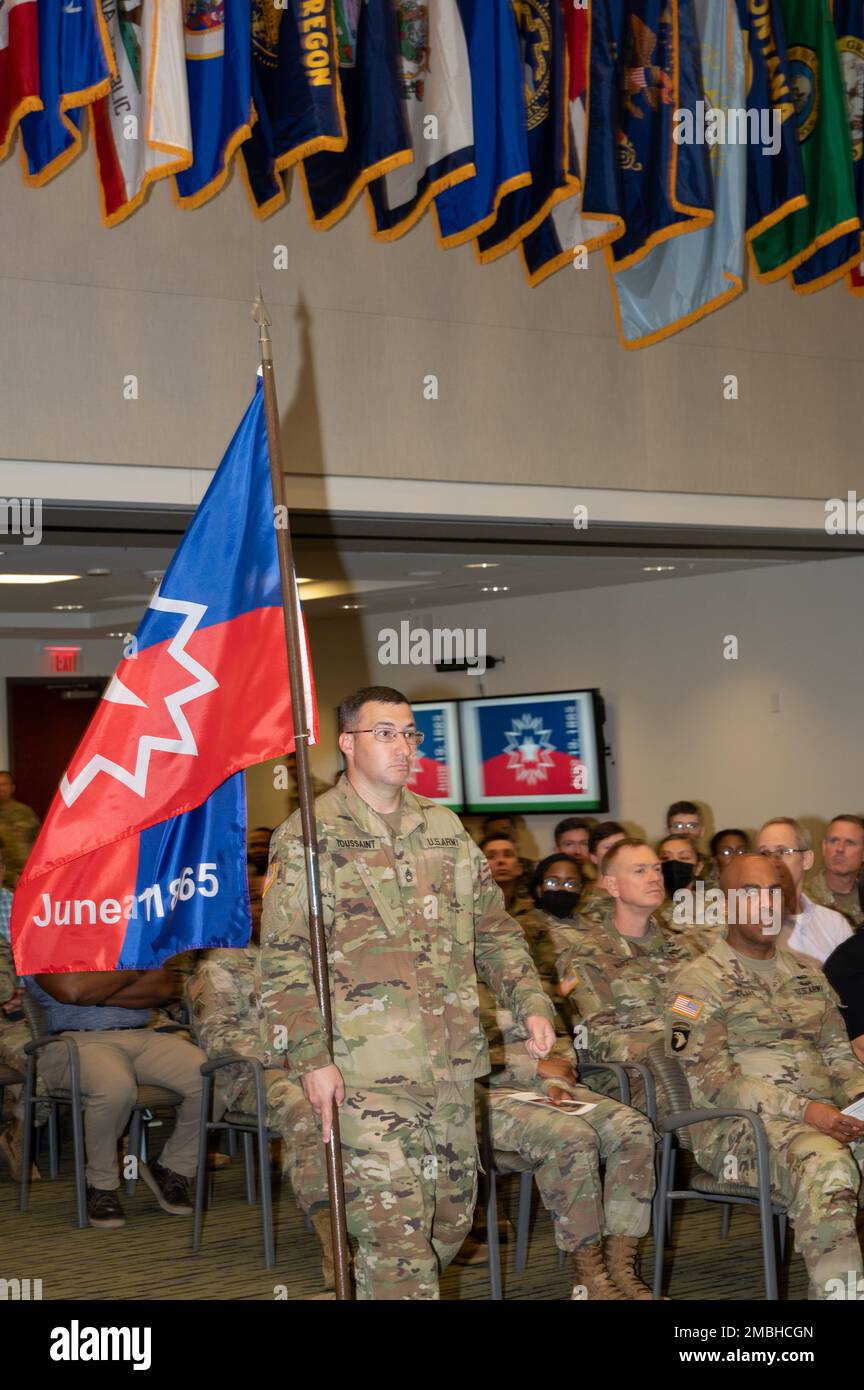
[751, 0, 859, 283]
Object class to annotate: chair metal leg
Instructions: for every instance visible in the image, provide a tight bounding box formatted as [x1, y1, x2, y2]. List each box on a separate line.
[557, 1248, 567, 1268]
[257, 1125, 275, 1270]
[70, 1091, 87, 1230]
[192, 1075, 212, 1253]
[720, 1203, 732, 1240]
[227, 1127, 237, 1158]
[47, 1103, 59, 1180]
[777, 1212, 787, 1265]
[126, 1110, 142, 1196]
[242, 1131, 256, 1205]
[19, 1056, 35, 1213]
[652, 1133, 674, 1300]
[515, 1170, 532, 1274]
[486, 1168, 503, 1301]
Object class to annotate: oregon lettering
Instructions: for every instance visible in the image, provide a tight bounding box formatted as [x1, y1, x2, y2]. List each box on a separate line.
[299, 0, 333, 86]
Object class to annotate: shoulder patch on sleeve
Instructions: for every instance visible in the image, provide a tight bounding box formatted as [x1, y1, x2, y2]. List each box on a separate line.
[670, 1023, 691, 1052]
[560, 968, 580, 996]
[671, 993, 705, 1020]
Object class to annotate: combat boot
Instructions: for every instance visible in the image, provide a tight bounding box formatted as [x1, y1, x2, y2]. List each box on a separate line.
[311, 1209, 335, 1291]
[571, 1241, 626, 1299]
[603, 1234, 653, 1299]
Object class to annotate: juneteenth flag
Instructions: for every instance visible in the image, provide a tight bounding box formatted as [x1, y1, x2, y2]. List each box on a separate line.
[19, 0, 114, 186]
[0, 0, 41, 163]
[12, 378, 317, 974]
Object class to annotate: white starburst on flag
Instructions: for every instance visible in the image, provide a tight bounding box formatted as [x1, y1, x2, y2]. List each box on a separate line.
[503, 714, 556, 786]
[59, 593, 219, 806]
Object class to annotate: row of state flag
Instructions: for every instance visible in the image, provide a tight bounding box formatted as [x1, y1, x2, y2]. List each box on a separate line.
[2, 0, 864, 346]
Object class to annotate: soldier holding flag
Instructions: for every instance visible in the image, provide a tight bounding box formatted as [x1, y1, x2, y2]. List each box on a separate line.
[261, 685, 556, 1300]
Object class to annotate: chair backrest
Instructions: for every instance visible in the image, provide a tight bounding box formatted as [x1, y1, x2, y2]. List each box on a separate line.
[646, 1039, 696, 1151]
[20, 989, 50, 1043]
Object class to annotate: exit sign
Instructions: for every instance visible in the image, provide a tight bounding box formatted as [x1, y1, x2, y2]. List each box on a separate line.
[44, 646, 80, 674]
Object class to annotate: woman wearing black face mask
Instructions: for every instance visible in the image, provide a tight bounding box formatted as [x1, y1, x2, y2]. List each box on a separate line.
[656, 835, 717, 948]
[532, 854, 584, 921]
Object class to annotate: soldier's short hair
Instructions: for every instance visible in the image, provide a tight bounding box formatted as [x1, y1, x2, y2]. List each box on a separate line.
[666, 800, 701, 822]
[554, 816, 592, 842]
[760, 817, 812, 852]
[826, 814, 864, 835]
[0, 770, 13, 782]
[600, 837, 649, 877]
[531, 853, 581, 897]
[710, 827, 749, 856]
[480, 834, 520, 856]
[656, 833, 699, 858]
[588, 820, 625, 855]
[337, 686, 410, 733]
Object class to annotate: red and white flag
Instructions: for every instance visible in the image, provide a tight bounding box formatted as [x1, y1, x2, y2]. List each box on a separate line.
[0, 0, 40, 161]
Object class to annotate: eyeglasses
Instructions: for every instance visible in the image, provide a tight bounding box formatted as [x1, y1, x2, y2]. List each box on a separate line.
[756, 847, 806, 859]
[541, 877, 581, 892]
[353, 726, 425, 746]
[716, 847, 746, 860]
[670, 821, 700, 832]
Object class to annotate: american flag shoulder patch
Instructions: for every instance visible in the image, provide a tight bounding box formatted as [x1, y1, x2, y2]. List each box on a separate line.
[671, 994, 704, 1020]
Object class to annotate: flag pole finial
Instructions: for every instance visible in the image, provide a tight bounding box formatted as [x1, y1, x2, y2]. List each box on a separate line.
[251, 287, 272, 362]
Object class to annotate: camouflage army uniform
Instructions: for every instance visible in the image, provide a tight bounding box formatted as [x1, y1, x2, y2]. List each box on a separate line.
[0, 798, 40, 888]
[512, 905, 572, 1037]
[806, 867, 864, 929]
[478, 982, 654, 1251]
[188, 947, 327, 1214]
[657, 900, 722, 957]
[666, 938, 864, 1299]
[578, 879, 610, 925]
[260, 773, 553, 1301]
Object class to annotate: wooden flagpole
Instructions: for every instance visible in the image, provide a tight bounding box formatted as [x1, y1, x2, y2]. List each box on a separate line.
[252, 292, 351, 1300]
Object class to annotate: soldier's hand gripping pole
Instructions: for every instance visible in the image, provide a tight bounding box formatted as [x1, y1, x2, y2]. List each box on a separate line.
[253, 292, 352, 1300]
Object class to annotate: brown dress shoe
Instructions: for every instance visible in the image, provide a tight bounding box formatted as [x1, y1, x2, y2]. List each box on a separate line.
[86, 1185, 126, 1228]
[140, 1158, 193, 1214]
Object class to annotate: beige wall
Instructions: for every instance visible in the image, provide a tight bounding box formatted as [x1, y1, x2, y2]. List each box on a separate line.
[2, 150, 864, 501]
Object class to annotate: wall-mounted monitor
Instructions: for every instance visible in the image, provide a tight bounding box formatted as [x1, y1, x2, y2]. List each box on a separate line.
[458, 689, 607, 814]
[404, 700, 464, 811]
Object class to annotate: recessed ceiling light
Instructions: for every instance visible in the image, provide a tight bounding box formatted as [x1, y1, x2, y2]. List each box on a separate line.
[481, 585, 510, 593]
[409, 570, 442, 577]
[107, 631, 128, 638]
[465, 562, 498, 569]
[341, 602, 366, 611]
[142, 570, 164, 581]
[0, 574, 81, 584]
[86, 567, 111, 576]
[642, 565, 676, 573]
[53, 604, 84, 611]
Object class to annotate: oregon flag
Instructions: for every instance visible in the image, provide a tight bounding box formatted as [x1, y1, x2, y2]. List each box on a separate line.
[612, 0, 745, 348]
[751, 0, 859, 286]
[367, 0, 475, 241]
[299, 0, 412, 230]
[521, 0, 626, 286]
[239, 0, 347, 219]
[736, 0, 804, 263]
[433, 0, 531, 249]
[475, 0, 577, 264]
[19, 0, 113, 186]
[608, 0, 713, 271]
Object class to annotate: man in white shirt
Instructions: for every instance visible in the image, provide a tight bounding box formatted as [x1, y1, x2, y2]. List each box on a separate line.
[755, 818, 852, 967]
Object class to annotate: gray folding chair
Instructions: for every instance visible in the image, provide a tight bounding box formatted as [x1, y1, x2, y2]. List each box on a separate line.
[18, 993, 183, 1227]
[193, 1054, 280, 1268]
[647, 1039, 787, 1300]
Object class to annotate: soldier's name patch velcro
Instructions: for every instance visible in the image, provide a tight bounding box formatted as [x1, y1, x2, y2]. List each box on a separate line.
[671, 994, 704, 1020]
[333, 838, 378, 850]
[670, 1023, 691, 1052]
[424, 837, 459, 848]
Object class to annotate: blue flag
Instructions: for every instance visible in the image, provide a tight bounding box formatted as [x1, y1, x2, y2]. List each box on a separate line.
[174, 0, 253, 211]
[608, 0, 713, 271]
[433, 0, 530, 249]
[476, 0, 577, 264]
[240, 0, 347, 219]
[299, 0, 411, 230]
[612, 0, 746, 347]
[19, 0, 113, 186]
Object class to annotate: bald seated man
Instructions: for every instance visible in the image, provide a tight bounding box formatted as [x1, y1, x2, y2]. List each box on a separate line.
[667, 854, 864, 1301]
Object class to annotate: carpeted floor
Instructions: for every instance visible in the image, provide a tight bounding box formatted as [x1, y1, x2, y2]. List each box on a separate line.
[0, 1124, 809, 1301]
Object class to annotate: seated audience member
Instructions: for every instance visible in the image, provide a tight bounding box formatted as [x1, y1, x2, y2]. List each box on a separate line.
[481, 812, 535, 886]
[755, 818, 852, 966]
[665, 800, 709, 876]
[247, 826, 274, 875]
[579, 821, 627, 922]
[656, 835, 716, 950]
[554, 818, 594, 877]
[807, 815, 864, 928]
[704, 828, 750, 888]
[824, 927, 864, 1066]
[666, 853, 864, 1301]
[0, 771, 40, 889]
[518, 853, 583, 1031]
[476, 978, 655, 1300]
[189, 863, 333, 1292]
[551, 840, 706, 1107]
[26, 960, 219, 1228]
[481, 835, 534, 917]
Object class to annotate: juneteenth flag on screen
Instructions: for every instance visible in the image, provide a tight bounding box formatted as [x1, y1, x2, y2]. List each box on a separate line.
[0, 0, 41, 163]
[12, 378, 317, 975]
